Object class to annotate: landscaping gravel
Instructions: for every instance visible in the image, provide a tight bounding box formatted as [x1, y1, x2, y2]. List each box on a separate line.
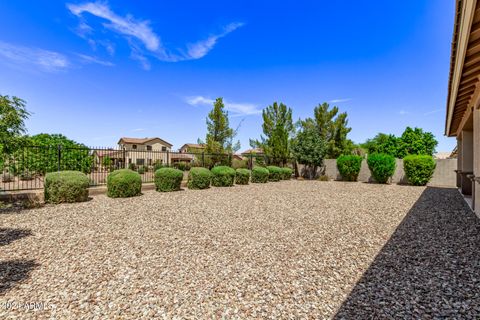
[0, 181, 478, 318]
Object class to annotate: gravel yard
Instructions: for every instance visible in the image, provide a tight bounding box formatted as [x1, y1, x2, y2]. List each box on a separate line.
[1, 181, 479, 318]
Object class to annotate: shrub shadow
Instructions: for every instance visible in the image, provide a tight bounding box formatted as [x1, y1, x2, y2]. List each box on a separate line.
[334, 187, 480, 318]
[0, 228, 32, 246]
[0, 259, 38, 294]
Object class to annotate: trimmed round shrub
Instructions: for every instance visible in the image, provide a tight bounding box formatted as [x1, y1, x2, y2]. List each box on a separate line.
[211, 166, 236, 187]
[155, 168, 183, 192]
[337, 155, 363, 181]
[251, 167, 269, 183]
[266, 166, 282, 181]
[280, 167, 293, 180]
[235, 168, 250, 185]
[367, 153, 396, 184]
[403, 155, 436, 186]
[187, 167, 212, 189]
[44, 170, 89, 204]
[107, 169, 142, 198]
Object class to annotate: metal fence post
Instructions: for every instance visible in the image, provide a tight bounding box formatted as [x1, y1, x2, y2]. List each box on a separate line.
[57, 145, 61, 172]
[202, 152, 205, 167]
[166, 150, 170, 167]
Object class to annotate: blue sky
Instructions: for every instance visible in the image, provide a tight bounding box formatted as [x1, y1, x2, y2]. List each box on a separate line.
[0, 1, 455, 152]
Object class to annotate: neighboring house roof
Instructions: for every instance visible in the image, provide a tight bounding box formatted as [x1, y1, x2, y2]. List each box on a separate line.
[241, 148, 264, 155]
[93, 149, 123, 158]
[232, 154, 244, 160]
[450, 146, 458, 158]
[118, 137, 173, 147]
[434, 152, 453, 160]
[180, 143, 205, 150]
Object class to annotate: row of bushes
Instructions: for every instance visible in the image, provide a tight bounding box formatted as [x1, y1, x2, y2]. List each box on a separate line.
[187, 166, 293, 189]
[44, 166, 294, 203]
[336, 154, 436, 185]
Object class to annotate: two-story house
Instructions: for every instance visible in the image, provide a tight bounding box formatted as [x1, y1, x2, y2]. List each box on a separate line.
[118, 137, 173, 167]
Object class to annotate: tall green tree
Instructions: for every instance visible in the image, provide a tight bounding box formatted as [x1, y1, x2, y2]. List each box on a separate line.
[0, 95, 30, 155]
[309, 102, 353, 158]
[291, 122, 326, 179]
[204, 98, 238, 165]
[396, 127, 437, 158]
[361, 127, 438, 158]
[253, 102, 294, 165]
[361, 133, 399, 157]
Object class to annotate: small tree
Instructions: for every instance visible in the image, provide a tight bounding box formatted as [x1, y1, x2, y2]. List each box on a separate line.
[0, 95, 30, 172]
[291, 123, 326, 179]
[204, 98, 238, 166]
[301, 102, 353, 158]
[252, 102, 294, 165]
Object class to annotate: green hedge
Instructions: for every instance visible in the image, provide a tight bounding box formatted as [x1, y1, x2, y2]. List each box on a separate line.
[154, 168, 183, 192]
[251, 167, 269, 183]
[107, 169, 142, 198]
[235, 168, 250, 185]
[266, 166, 282, 181]
[187, 167, 212, 189]
[337, 155, 363, 181]
[367, 153, 396, 184]
[211, 166, 236, 187]
[280, 167, 293, 180]
[403, 155, 436, 186]
[44, 170, 89, 204]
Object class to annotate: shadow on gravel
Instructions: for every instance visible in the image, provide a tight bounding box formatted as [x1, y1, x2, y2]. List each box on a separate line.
[0, 228, 32, 246]
[0, 259, 38, 294]
[334, 187, 480, 319]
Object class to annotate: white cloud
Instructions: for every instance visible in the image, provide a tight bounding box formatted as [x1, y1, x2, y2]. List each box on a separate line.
[67, 2, 244, 67]
[398, 110, 409, 115]
[186, 96, 261, 116]
[76, 53, 114, 66]
[0, 41, 69, 72]
[328, 98, 351, 103]
[130, 48, 151, 70]
[186, 22, 244, 60]
[131, 128, 146, 132]
[67, 2, 160, 51]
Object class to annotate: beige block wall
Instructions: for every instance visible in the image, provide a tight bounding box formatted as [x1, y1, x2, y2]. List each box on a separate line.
[309, 158, 457, 187]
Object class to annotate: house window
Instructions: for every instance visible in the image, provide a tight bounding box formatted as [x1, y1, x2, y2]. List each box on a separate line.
[147, 145, 152, 151]
[136, 158, 145, 166]
[162, 146, 167, 151]
[132, 144, 137, 150]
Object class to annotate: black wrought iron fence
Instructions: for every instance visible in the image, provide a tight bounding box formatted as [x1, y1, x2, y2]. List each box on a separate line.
[1, 145, 296, 191]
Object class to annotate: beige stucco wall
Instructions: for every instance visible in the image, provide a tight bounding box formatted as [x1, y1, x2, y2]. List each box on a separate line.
[313, 158, 457, 187]
[120, 141, 171, 166]
[474, 109, 480, 215]
[122, 141, 171, 152]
